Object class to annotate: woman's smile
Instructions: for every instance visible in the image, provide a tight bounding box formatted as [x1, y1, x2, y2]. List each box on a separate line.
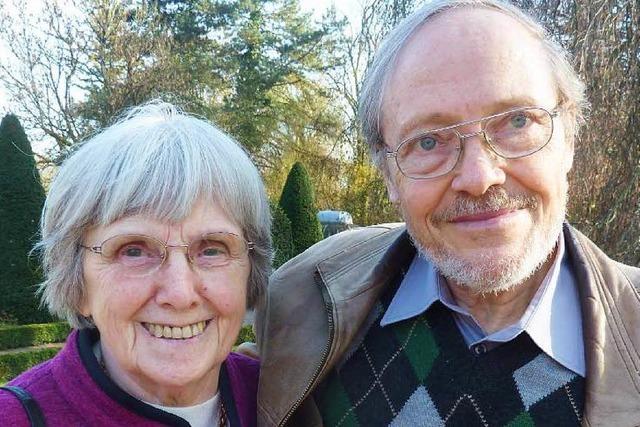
[142, 319, 212, 340]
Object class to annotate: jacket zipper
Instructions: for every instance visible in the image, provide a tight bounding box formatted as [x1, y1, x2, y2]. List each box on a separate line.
[278, 273, 335, 426]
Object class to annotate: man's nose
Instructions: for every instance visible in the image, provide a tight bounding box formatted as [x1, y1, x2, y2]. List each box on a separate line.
[154, 250, 201, 310]
[450, 134, 506, 196]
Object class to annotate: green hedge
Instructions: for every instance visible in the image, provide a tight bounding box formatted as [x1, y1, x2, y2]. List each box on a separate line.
[0, 347, 62, 383]
[0, 322, 71, 351]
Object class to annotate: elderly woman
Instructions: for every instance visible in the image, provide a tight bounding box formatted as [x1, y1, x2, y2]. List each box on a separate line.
[0, 102, 271, 426]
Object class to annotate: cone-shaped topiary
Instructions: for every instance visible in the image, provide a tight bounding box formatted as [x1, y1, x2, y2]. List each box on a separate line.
[270, 201, 294, 268]
[279, 162, 323, 257]
[0, 114, 50, 323]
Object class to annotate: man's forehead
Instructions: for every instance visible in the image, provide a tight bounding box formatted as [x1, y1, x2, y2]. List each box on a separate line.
[394, 7, 540, 74]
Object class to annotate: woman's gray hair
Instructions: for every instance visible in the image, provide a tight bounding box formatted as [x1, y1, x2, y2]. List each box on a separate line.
[358, 0, 588, 172]
[36, 101, 272, 328]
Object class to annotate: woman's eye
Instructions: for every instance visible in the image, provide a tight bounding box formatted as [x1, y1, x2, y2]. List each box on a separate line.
[510, 113, 529, 128]
[418, 135, 438, 151]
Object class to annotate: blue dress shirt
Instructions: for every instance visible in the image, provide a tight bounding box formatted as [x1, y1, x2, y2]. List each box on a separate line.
[380, 235, 585, 377]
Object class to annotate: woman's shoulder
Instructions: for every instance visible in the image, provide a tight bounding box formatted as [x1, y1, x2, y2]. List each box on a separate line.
[0, 357, 59, 426]
[225, 351, 259, 375]
[224, 352, 259, 427]
[224, 352, 259, 396]
[0, 387, 31, 426]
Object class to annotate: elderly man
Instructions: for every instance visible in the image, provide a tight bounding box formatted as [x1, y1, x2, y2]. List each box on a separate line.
[251, 0, 640, 425]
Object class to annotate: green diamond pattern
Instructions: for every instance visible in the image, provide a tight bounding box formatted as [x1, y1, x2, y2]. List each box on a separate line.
[394, 318, 439, 381]
[506, 412, 536, 427]
[317, 375, 360, 427]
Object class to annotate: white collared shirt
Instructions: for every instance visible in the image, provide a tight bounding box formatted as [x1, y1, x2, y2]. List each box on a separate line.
[380, 235, 585, 377]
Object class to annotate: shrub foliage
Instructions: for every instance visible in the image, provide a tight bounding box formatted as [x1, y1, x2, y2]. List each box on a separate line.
[0, 322, 71, 351]
[0, 115, 50, 323]
[270, 201, 295, 268]
[279, 162, 323, 257]
[0, 347, 62, 384]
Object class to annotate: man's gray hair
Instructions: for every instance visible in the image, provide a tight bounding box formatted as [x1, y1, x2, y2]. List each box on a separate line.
[358, 0, 588, 171]
[36, 101, 272, 328]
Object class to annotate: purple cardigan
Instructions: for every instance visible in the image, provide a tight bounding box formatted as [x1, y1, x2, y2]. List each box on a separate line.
[0, 329, 258, 426]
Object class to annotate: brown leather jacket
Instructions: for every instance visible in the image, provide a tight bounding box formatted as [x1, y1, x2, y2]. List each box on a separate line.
[251, 223, 640, 426]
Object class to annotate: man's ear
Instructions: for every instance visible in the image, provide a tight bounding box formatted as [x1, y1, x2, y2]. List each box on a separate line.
[562, 118, 576, 175]
[563, 136, 575, 174]
[558, 106, 577, 174]
[383, 167, 401, 205]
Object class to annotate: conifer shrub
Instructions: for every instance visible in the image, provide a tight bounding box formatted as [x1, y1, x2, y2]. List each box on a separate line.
[278, 162, 323, 257]
[270, 201, 294, 268]
[0, 114, 50, 324]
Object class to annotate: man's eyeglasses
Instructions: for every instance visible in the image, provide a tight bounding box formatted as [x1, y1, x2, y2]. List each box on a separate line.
[81, 232, 253, 277]
[386, 106, 559, 179]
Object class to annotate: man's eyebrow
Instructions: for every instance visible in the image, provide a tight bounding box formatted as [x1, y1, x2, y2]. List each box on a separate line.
[491, 97, 541, 112]
[396, 112, 461, 141]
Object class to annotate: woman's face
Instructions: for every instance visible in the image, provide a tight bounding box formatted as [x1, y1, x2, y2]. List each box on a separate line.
[80, 199, 250, 406]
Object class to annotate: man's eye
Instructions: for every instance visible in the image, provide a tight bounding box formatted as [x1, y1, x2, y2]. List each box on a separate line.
[418, 135, 438, 151]
[202, 247, 224, 257]
[510, 113, 529, 128]
[121, 246, 144, 257]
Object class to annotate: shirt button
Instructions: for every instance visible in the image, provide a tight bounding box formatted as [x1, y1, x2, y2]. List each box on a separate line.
[473, 344, 487, 355]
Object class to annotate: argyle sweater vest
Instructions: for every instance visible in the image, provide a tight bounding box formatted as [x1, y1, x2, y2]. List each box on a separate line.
[314, 279, 585, 426]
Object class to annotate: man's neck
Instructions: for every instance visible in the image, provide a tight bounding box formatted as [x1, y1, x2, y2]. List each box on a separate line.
[446, 254, 555, 335]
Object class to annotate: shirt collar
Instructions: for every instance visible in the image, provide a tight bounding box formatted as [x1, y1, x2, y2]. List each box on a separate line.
[380, 235, 585, 377]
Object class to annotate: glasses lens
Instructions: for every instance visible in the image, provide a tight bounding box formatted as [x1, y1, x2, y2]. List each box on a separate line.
[189, 232, 247, 269]
[485, 108, 553, 157]
[100, 235, 164, 274]
[397, 129, 460, 178]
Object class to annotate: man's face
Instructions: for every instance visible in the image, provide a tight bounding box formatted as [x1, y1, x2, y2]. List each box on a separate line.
[381, 7, 574, 293]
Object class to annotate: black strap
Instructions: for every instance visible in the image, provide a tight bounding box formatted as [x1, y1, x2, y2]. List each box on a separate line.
[0, 385, 47, 427]
[219, 363, 241, 427]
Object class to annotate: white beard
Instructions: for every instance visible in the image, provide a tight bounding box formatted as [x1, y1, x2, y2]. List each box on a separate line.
[404, 186, 567, 295]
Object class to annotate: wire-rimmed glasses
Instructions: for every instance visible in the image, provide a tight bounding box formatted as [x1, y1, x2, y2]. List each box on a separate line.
[81, 232, 253, 277]
[386, 106, 559, 179]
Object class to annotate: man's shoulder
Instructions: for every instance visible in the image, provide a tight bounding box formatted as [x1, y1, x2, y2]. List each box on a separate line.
[273, 223, 406, 279]
[565, 224, 640, 283]
[614, 261, 640, 288]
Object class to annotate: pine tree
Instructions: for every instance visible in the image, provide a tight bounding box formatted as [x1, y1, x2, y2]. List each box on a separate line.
[0, 114, 50, 324]
[270, 201, 294, 268]
[279, 162, 323, 257]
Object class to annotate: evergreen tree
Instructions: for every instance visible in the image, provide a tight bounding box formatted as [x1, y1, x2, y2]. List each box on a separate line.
[279, 162, 323, 256]
[270, 201, 294, 268]
[0, 114, 49, 324]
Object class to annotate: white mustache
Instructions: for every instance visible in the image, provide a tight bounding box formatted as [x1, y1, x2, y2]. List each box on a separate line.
[432, 187, 538, 223]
